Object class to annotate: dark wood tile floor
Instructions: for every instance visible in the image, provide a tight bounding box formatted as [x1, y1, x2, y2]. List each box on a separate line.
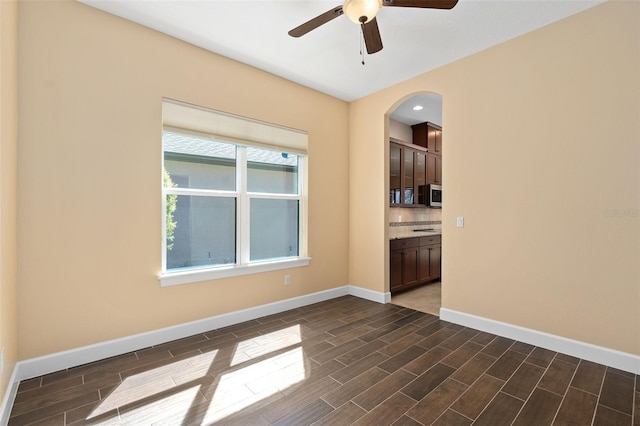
[8, 296, 640, 425]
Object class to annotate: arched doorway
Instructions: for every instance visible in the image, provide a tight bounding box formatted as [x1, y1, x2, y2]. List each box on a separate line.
[386, 92, 443, 316]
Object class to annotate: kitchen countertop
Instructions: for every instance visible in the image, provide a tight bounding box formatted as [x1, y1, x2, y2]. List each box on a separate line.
[389, 227, 442, 240]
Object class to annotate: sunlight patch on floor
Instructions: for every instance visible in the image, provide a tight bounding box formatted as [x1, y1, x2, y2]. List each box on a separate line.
[118, 386, 202, 425]
[88, 325, 307, 424]
[203, 346, 306, 424]
[89, 350, 218, 419]
[231, 324, 302, 366]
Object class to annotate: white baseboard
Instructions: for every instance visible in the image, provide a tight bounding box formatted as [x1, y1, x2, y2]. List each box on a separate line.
[440, 308, 640, 375]
[348, 285, 391, 304]
[0, 365, 20, 426]
[10, 285, 390, 386]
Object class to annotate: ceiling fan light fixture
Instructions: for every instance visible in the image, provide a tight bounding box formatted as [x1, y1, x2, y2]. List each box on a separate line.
[343, 0, 382, 24]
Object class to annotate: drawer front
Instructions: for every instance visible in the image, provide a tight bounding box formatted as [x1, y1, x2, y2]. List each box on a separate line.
[420, 235, 441, 246]
[390, 237, 420, 250]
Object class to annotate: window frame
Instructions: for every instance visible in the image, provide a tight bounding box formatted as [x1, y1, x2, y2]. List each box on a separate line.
[160, 129, 310, 287]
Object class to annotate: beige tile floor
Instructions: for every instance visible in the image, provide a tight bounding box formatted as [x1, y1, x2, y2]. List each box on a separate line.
[391, 280, 441, 316]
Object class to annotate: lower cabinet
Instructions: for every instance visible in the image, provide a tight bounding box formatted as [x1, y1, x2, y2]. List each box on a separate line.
[390, 238, 419, 292]
[390, 235, 441, 293]
[419, 235, 441, 282]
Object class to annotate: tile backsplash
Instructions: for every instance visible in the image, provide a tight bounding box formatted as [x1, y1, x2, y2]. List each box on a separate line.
[389, 207, 442, 225]
[388, 208, 442, 240]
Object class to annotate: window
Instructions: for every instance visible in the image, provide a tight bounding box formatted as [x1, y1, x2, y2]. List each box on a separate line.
[160, 100, 309, 286]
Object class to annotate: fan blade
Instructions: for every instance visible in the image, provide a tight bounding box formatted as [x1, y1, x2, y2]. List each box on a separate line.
[382, 0, 458, 9]
[362, 17, 383, 54]
[288, 6, 344, 38]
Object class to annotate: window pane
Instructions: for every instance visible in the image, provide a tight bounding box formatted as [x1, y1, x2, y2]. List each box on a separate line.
[166, 195, 236, 271]
[163, 132, 236, 191]
[250, 199, 299, 261]
[247, 147, 298, 194]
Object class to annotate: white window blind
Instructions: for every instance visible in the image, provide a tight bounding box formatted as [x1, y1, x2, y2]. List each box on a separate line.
[162, 98, 308, 155]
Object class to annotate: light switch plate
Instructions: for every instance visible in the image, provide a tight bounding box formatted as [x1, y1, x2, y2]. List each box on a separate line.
[456, 217, 464, 228]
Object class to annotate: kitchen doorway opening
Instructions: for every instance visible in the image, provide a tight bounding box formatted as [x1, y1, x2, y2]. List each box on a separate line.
[386, 92, 443, 317]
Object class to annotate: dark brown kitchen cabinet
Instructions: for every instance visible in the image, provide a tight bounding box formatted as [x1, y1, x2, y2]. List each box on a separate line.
[427, 125, 442, 154]
[411, 122, 428, 149]
[390, 144, 402, 204]
[410, 122, 442, 187]
[390, 238, 420, 291]
[390, 140, 427, 207]
[391, 235, 441, 294]
[415, 152, 426, 204]
[411, 122, 442, 154]
[419, 235, 441, 282]
[427, 153, 442, 185]
[403, 149, 415, 204]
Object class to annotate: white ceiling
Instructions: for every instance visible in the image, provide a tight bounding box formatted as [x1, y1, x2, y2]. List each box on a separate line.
[80, 0, 603, 105]
[391, 93, 442, 126]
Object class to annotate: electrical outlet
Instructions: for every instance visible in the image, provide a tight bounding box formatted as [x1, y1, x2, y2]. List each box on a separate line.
[284, 275, 291, 286]
[456, 217, 464, 228]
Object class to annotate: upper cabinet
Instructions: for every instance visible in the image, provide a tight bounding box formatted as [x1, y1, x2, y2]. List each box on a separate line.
[403, 149, 415, 204]
[414, 122, 442, 186]
[411, 123, 428, 148]
[390, 122, 443, 207]
[411, 122, 442, 154]
[390, 141, 425, 206]
[390, 144, 402, 205]
[428, 124, 442, 154]
[427, 153, 442, 185]
[415, 152, 426, 205]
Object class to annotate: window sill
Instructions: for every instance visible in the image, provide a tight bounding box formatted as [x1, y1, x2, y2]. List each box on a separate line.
[159, 257, 311, 287]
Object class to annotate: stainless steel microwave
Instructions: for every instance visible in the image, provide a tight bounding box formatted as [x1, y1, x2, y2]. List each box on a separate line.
[428, 184, 442, 208]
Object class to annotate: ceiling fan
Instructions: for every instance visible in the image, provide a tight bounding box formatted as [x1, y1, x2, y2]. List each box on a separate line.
[288, 0, 459, 55]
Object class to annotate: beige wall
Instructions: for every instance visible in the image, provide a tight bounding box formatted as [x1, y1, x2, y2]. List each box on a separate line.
[18, 1, 349, 359]
[389, 118, 412, 143]
[12, 0, 640, 366]
[0, 0, 18, 403]
[350, 1, 639, 355]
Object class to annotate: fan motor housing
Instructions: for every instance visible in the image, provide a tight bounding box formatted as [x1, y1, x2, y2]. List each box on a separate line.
[343, 0, 382, 24]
